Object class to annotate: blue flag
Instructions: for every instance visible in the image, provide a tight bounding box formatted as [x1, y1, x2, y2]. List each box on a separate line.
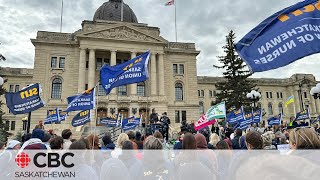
[59, 111, 68, 122]
[227, 107, 245, 124]
[71, 110, 91, 127]
[65, 88, 96, 113]
[100, 114, 120, 127]
[252, 109, 262, 123]
[100, 51, 150, 95]
[5, 83, 45, 115]
[122, 116, 141, 131]
[295, 109, 310, 121]
[240, 112, 253, 130]
[268, 114, 282, 126]
[44, 108, 60, 125]
[235, 0, 320, 72]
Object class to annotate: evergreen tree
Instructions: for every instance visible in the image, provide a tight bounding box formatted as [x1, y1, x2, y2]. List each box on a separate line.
[15, 131, 23, 142]
[0, 75, 9, 143]
[214, 30, 256, 112]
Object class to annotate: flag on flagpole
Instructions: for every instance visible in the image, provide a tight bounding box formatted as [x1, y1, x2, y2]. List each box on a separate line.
[285, 95, 294, 107]
[165, 0, 175, 6]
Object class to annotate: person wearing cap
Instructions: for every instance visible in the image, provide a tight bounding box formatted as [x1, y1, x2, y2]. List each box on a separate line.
[20, 129, 49, 150]
[6, 140, 21, 150]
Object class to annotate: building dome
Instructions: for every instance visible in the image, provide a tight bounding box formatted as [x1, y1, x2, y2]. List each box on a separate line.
[93, 0, 138, 23]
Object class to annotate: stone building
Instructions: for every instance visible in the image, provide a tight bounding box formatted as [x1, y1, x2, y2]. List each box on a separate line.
[1, 1, 319, 137]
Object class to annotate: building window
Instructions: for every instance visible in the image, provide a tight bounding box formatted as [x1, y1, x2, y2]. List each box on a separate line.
[116, 59, 122, 65]
[198, 90, 201, 97]
[175, 83, 183, 101]
[175, 110, 180, 123]
[266, 92, 269, 99]
[173, 64, 178, 74]
[209, 90, 213, 97]
[86, 61, 89, 69]
[277, 92, 280, 99]
[51, 78, 62, 99]
[270, 92, 273, 99]
[59, 57, 65, 68]
[104, 58, 110, 66]
[305, 104, 309, 111]
[96, 58, 103, 70]
[118, 86, 127, 96]
[9, 85, 14, 92]
[278, 103, 283, 115]
[10, 121, 16, 131]
[182, 111, 186, 121]
[201, 90, 204, 97]
[15, 85, 20, 92]
[22, 121, 27, 131]
[179, 64, 184, 74]
[266, 92, 273, 99]
[199, 102, 204, 114]
[304, 92, 307, 99]
[280, 92, 283, 99]
[85, 84, 88, 90]
[268, 102, 273, 115]
[98, 84, 106, 96]
[137, 82, 145, 97]
[51, 57, 57, 68]
[5, 121, 9, 131]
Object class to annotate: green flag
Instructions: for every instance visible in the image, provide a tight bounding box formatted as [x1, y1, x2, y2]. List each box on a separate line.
[206, 102, 226, 120]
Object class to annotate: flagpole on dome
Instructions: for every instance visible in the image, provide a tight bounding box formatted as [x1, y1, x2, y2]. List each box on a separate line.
[174, 0, 177, 42]
[121, 0, 124, 22]
[60, 0, 64, 32]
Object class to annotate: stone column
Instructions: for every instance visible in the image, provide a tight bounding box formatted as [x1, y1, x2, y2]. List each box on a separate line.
[88, 49, 96, 89]
[78, 48, 86, 93]
[150, 53, 157, 96]
[110, 50, 117, 95]
[315, 98, 320, 114]
[310, 89, 317, 115]
[130, 52, 137, 96]
[158, 53, 165, 96]
[294, 87, 301, 113]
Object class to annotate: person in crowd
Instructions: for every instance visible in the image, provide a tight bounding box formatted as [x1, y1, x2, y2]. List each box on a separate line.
[6, 140, 21, 150]
[153, 131, 170, 149]
[100, 158, 130, 180]
[48, 129, 56, 136]
[22, 133, 32, 144]
[87, 134, 100, 149]
[160, 112, 171, 141]
[127, 131, 138, 150]
[79, 137, 91, 149]
[314, 124, 320, 134]
[62, 129, 72, 150]
[198, 126, 211, 143]
[195, 133, 208, 149]
[208, 133, 220, 149]
[190, 120, 196, 134]
[50, 136, 64, 150]
[69, 140, 87, 150]
[289, 127, 320, 149]
[224, 138, 233, 149]
[173, 134, 183, 150]
[21, 129, 49, 150]
[261, 131, 277, 150]
[224, 123, 233, 139]
[149, 108, 159, 124]
[211, 123, 219, 135]
[0, 142, 5, 150]
[239, 135, 247, 149]
[135, 131, 143, 150]
[42, 132, 52, 149]
[112, 133, 129, 158]
[249, 123, 259, 132]
[258, 122, 266, 134]
[245, 131, 263, 150]
[118, 140, 138, 170]
[101, 132, 115, 150]
[231, 128, 242, 149]
[216, 140, 230, 149]
[34, 120, 45, 130]
[182, 133, 197, 149]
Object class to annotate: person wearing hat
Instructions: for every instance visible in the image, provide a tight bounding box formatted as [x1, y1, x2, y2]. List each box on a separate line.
[6, 140, 21, 150]
[160, 112, 171, 141]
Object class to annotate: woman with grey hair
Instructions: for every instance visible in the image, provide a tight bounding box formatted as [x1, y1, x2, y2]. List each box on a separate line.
[261, 131, 277, 150]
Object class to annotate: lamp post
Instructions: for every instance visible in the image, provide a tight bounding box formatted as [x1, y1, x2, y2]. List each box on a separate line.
[246, 90, 262, 110]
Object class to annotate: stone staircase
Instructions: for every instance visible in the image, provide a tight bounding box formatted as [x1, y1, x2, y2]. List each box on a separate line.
[81, 126, 123, 143]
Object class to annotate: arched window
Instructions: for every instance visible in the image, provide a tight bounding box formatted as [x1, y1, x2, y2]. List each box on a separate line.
[175, 83, 183, 101]
[137, 82, 145, 97]
[199, 102, 204, 114]
[278, 103, 284, 115]
[51, 78, 62, 99]
[268, 102, 273, 115]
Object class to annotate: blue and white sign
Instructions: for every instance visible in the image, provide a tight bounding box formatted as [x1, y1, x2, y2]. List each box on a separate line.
[44, 108, 60, 125]
[268, 114, 283, 126]
[227, 107, 245, 124]
[5, 83, 45, 115]
[236, 0, 320, 72]
[239, 112, 253, 130]
[71, 110, 91, 127]
[65, 88, 96, 113]
[295, 109, 310, 121]
[122, 116, 141, 131]
[100, 114, 121, 127]
[100, 51, 150, 95]
[252, 109, 262, 123]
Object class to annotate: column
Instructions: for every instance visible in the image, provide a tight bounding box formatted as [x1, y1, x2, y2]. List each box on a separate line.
[150, 53, 157, 96]
[130, 52, 137, 96]
[158, 53, 165, 96]
[310, 88, 317, 115]
[78, 48, 86, 93]
[294, 87, 301, 113]
[110, 50, 117, 95]
[315, 99, 320, 114]
[88, 49, 96, 89]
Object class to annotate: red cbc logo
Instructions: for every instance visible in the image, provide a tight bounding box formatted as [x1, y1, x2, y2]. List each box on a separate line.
[15, 152, 31, 168]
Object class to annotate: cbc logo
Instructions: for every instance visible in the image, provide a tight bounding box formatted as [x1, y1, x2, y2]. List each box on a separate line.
[15, 152, 74, 168]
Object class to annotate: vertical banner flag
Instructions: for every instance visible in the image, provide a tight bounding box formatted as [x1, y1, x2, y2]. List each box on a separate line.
[227, 107, 245, 124]
[165, 0, 175, 6]
[71, 110, 91, 127]
[122, 116, 141, 131]
[206, 102, 226, 120]
[252, 109, 262, 123]
[240, 112, 253, 130]
[65, 88, 96, 112]
[100, 51, 150, 95]
[268, 114, 283, 126]
[235, 0, 320, 72]
[194, 115, 216, 131]
[5, 83, 45, 115]
[295, 109, 310, 121]
[285, 96, 294, 107]
[44, 108, 60, 125]
[100, 114, 119, 127]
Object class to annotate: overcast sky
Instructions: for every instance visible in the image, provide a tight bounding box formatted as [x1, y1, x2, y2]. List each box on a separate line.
[1, 0, 318, 80]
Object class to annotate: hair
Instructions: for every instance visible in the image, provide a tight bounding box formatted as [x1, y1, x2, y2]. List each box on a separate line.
[261, 131, 275, 147]
[117, 133, 129, 148]
[182, 133, 196, 149]
[153, 131, 163, 140]
[61, 129, 72, 140]
[87, 134, 99, 149]
[245, 131, 263, 149]
[79, 137, 90, 149]
[42, 132, 52, 143]
[127, 131, 135, 140]
[216, 140, 230, 150]
[0, 142, 5, 149]
[135, 131, 142, 141]
[102, 133, 113, 146]
[289, 128, 320, 149]
[69, 140, 87, 150]
[144, 136, 163, 150]
[235, 128, 243, 137]
[209, 133, 220, 147]
[50, 136, 64, 150]
[32, 129, 45, 141]
[122, 140, 133, 150]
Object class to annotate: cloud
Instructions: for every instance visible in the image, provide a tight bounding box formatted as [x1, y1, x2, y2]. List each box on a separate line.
[1, 0, 319, 79]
